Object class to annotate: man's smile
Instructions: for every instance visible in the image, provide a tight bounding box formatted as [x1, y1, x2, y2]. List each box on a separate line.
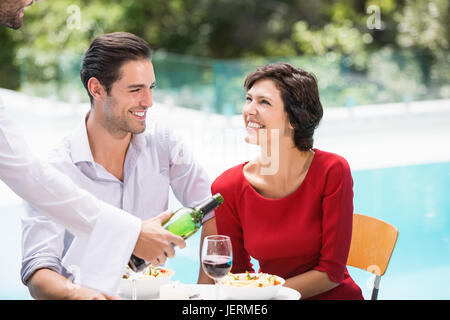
[129, 109, 147, 121]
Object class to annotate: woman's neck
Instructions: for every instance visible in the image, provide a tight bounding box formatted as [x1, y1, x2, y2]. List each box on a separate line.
[258, 146, 314, 183]
[256, 134, 314, 180]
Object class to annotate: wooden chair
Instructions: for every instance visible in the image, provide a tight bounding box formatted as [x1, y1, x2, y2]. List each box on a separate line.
[347, 213, 399, 300]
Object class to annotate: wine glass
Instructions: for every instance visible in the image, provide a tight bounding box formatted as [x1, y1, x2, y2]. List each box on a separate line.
[201, 235, 233, 300]
[125, 267, 143, 300]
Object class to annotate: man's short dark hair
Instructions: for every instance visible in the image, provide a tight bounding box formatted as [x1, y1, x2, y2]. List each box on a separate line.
[80, 32, 152, 103]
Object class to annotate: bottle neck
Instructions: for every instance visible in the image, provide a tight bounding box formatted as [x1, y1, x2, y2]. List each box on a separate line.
[195, 197, 221, 218]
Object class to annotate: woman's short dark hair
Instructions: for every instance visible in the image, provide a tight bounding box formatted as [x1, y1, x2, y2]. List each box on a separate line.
[244, 62, 323, 151]
[80, 32, 152, 103]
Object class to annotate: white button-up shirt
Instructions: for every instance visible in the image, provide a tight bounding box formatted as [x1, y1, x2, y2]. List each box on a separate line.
[21, 114, 213, 294]
[0, 96, 141, 295]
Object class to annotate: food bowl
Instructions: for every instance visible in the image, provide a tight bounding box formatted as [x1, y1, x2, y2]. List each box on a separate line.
[220, 272, 285, 300]
[118, 266, 174, 299]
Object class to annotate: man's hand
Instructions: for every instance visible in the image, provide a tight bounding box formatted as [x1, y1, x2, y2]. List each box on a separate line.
[66, 285, 121, 300]
[133, 210, 186, 266]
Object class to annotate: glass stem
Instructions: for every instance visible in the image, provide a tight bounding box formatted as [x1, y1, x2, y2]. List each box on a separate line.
[215, 279, 220, 300]
[132, 278, 137, 300]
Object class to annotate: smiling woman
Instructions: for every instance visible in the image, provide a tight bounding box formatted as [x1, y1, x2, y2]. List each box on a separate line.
[243, 63, 323, 152]
[212, 62, 364, 300]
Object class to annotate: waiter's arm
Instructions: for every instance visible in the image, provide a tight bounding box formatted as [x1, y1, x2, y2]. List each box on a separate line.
[0, 100, 141, 294]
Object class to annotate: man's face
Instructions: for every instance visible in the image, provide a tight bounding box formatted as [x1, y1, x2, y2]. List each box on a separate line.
[99, 59, 155, 136]
[0, 0, 35, 30]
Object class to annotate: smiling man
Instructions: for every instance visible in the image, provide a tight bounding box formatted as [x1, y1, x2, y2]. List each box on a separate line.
[20, 32, 216, 299]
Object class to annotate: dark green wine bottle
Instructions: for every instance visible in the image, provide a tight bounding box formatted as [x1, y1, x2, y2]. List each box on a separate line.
[128, 193, 224, 272]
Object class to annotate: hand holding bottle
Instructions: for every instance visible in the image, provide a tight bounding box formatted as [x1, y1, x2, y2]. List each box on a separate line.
[132, 210, 186, 267]
[129, 194, 224, 272]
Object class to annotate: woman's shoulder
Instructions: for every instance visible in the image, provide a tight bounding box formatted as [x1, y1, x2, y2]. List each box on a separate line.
[211, 162, 247, 193]
[308, 149, 352, 193]
[314, 149, 351, 173]
[309, 149, 353, 195]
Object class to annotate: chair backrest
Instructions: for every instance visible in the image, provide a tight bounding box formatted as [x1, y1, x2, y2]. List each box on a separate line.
[347, 213, 398, 276]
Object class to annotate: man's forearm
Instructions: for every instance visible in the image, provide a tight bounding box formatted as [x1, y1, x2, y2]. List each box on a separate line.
[27, 269, 75, 300]
[27, 268, 113, 300]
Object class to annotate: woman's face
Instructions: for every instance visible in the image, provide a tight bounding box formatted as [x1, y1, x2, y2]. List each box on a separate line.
[242, 78, 293, 146]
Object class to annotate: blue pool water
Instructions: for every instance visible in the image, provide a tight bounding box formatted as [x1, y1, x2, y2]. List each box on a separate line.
[1, 161, 449, 299]
[350, 161, 450, 299]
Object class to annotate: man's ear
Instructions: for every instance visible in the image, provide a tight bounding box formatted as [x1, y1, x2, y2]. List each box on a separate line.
[87, 77, 106, 102]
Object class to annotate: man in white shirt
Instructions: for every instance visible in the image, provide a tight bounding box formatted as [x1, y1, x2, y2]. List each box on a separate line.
[21, 32, 217, 299]
[1, 0, 185, 298]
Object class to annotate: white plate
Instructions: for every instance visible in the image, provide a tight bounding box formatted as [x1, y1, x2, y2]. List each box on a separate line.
[272, 287, 301, 300]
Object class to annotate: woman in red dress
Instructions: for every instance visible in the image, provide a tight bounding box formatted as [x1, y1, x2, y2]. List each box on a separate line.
[211, 62, 363, 299]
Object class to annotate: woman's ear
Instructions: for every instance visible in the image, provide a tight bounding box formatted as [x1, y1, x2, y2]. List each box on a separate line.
[288, 121, 295, 130]
[286, 114, 295, 130]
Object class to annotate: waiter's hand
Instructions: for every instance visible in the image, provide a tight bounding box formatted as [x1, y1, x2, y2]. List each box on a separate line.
[133, 210, 186, 266]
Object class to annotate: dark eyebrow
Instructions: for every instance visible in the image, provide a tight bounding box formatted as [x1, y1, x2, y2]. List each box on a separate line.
[127, 82, 156, 89]
[247, 92, 273, 102]
[259, 96, 273, 102]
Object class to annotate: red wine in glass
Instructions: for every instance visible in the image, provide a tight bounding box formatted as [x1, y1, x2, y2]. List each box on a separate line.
[202, 255, 232, 279]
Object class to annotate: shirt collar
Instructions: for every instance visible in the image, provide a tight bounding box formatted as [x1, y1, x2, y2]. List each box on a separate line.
[69, 114, 95, 165]
[69, 112, 147, 165]
[130, 129, 147, 153]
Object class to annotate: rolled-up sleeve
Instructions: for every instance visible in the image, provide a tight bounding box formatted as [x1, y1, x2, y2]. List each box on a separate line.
[19, 170, 142, 295]
[313, 159, 354, 283]
[20, 202, 66, 285]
